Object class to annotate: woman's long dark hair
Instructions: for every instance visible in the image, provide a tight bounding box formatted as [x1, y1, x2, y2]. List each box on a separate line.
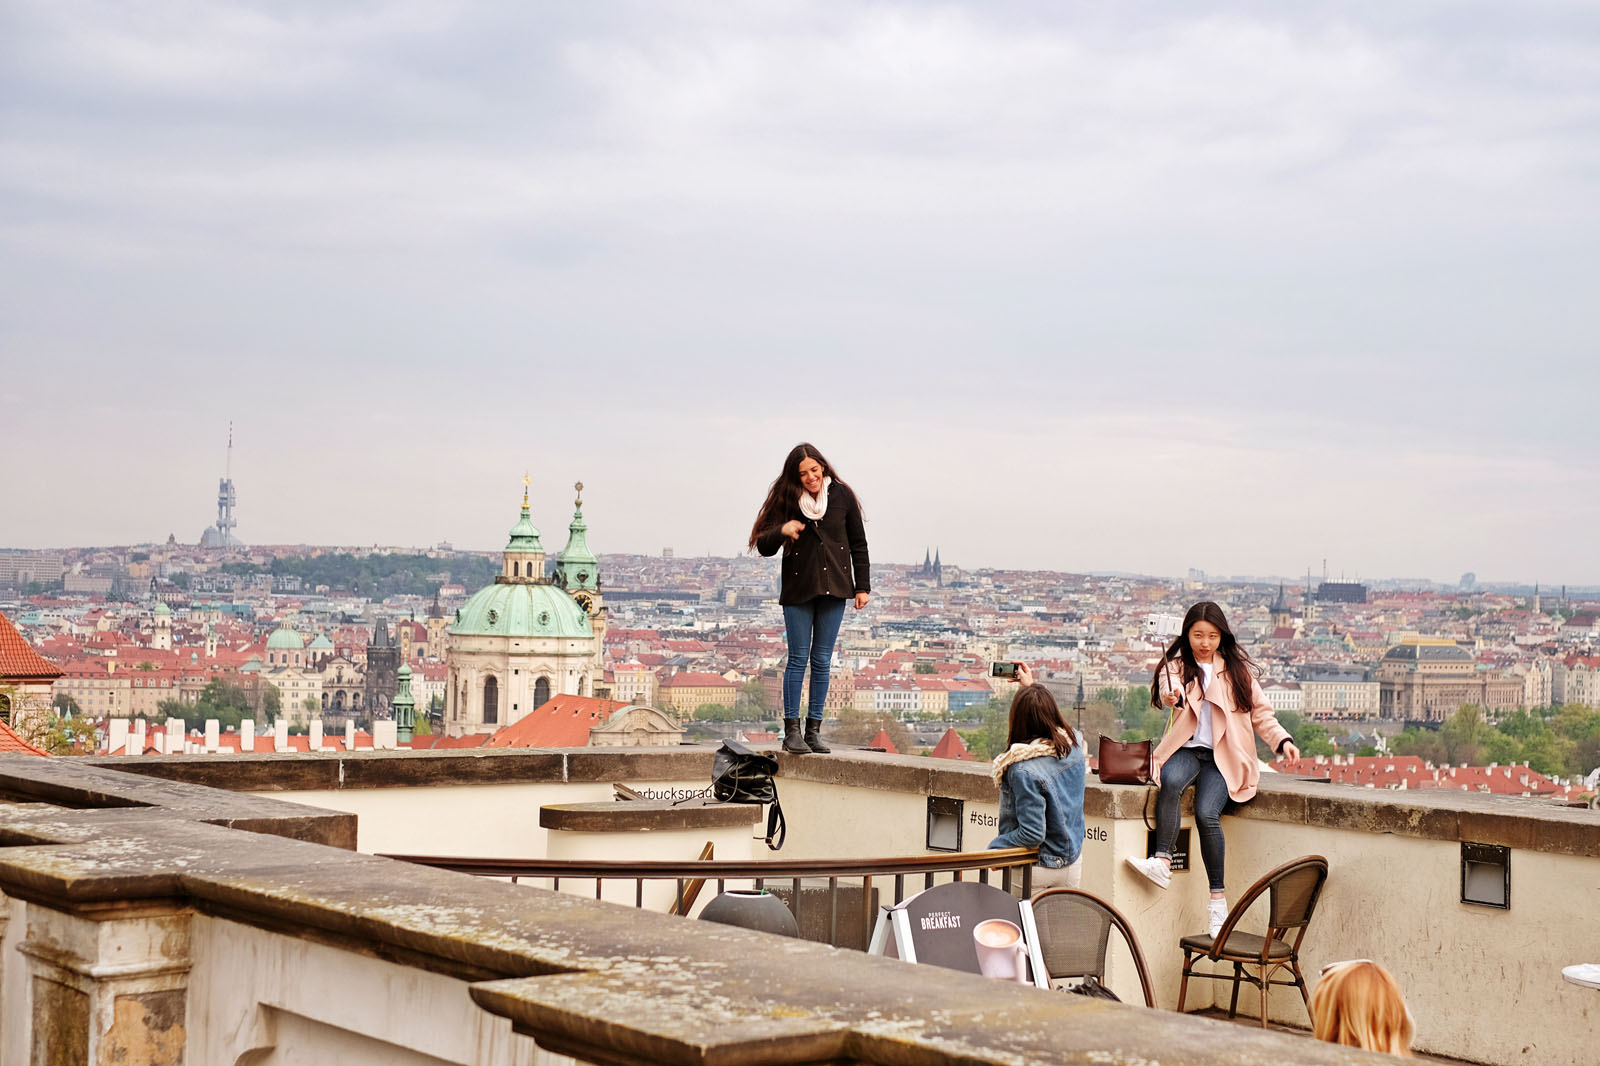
[746, 442, 859, 550]
[1006, 684, 1077, 755]
[1149, 601, 1259, 713]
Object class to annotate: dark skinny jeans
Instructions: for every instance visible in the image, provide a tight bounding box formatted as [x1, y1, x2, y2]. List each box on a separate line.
[1153, 746, 1231, 893]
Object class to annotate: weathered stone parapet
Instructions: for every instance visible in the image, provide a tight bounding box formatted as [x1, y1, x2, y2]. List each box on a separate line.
[17, 902, 190, 1066]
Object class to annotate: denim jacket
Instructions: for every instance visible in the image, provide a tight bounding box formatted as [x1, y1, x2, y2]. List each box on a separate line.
[988, 746, 1087, 868]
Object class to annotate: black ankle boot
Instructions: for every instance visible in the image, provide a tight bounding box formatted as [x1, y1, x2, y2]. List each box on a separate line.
[804, 719, 831, 754]
[782, 718, 810, 754]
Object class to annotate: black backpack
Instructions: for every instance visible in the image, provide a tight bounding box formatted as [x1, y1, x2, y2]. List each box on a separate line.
[710, 739, 786, 850]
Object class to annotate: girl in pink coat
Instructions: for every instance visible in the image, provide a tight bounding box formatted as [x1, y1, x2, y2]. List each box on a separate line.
[1126, 602, 1300, 936]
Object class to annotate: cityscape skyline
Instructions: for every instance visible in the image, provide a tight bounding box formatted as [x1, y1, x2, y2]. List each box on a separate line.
[4, 3, 1598, 580]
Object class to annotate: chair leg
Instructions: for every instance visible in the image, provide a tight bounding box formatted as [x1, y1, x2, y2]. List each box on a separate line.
[1259, 971, 1270, 1028]
[1177, 952, 1193, 1013]
[1227, 962, 1242, 1018]
[1290, 959, 1312, 1022]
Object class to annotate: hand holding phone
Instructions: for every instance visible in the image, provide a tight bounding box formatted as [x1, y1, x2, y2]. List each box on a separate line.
[990, 661, 1022, 679]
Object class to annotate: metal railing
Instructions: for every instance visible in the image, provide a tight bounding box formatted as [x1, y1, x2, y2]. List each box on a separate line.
[381, 847, 1039, 950]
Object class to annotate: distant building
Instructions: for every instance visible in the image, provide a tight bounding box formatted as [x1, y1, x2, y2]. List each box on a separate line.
[1552, 655, 1600, 709]
[443, 483, 602, 737]
[1260, 679, 1304, 716]
[1315, 582, 1368, 605]
[1299, 665, 1379, 718]
[0, 551, 65, 590]
[1376, 640, 1521, 721]
[658, 672, 739, 714]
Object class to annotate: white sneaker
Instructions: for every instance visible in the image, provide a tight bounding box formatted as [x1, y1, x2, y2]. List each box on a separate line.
[1208, 898, 1229, 938]
[1126, 855, 1171, 889]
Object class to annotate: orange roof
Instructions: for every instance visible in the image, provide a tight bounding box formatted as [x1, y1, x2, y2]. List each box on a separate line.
[404, 733, 493, 749]
[868, 728, 899, 755]
[0, 611, 62, 681]
[0, 719, 49, 756]
[929, 728, 973, 761]
[485, 694, 632, 748]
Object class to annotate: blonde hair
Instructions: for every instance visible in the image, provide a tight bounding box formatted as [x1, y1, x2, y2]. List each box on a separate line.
[1311, 960, 1413, 1056]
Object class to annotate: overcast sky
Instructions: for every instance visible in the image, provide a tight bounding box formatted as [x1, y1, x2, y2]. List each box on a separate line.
[3, 2, 1597, 585]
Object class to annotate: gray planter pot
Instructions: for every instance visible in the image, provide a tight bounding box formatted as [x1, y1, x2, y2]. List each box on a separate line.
[698, 890, 799, 937]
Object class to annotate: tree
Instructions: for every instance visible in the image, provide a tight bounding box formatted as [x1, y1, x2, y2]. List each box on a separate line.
[914, 663, 936, 674]
[830, 710, 914, 754]
[52, 692, 84, 717]
[156, 678, 254, 730]
[17, 710, 98, 755]
[736, 680, 771, 715]
[958, 698, 1013, 761]
[1439, 705, 1492, 766]
[1392, 727, 1446, 765]
[1295, 722, 1336, 758]
[412, 713, 433, 736]
[693, 703, 742, 722]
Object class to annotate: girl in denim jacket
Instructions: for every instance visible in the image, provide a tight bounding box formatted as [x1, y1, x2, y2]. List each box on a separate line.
[988, 669, 1088, 890]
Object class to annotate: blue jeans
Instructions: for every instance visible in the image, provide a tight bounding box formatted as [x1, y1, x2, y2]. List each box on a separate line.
[782, 596, 847, 721]
[1153, 746, 1231, 893]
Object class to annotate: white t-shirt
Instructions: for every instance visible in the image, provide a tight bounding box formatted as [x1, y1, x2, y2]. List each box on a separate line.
[1184, 661, 1217, 750]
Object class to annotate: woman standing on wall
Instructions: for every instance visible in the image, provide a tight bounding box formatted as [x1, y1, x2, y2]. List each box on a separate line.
[988, 667, 1087, 889]
[1126, 601, 1300, 935]
[750, 443, 870, 755]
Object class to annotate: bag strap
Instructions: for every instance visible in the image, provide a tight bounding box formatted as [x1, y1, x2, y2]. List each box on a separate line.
[763, 780, 786, 850]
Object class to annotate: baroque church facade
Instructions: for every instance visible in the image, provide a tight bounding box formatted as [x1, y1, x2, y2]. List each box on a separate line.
[443, 482, 609, 737]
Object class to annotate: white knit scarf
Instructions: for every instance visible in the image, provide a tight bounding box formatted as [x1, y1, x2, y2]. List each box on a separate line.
[990, 731, 1074, 785]
[799, 476, 832, 520]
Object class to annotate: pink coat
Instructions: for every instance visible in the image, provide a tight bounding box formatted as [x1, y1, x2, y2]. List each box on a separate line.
[1152, 659, 1291, 803]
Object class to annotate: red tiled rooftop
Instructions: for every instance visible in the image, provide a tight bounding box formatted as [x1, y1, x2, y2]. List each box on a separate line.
[0, 611, 63, 681]
[485, 695, 632, 748]
[0, 719, 50, 756]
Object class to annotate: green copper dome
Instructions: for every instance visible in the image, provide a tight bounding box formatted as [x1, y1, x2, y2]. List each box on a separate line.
[506, 491, 545, 553]
[265, 625, 305, 651]
[153, 601, 171, 616]
[449, 582, 593, 639]
[307, 632, 334, 650]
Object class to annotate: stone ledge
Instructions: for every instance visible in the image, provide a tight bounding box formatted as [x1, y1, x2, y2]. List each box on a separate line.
[63, 748, 1600, 860]
[0, 754, 356, 850]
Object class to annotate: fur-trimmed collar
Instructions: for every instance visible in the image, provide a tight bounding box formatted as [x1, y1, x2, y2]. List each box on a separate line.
[990, 732, 1074, 785]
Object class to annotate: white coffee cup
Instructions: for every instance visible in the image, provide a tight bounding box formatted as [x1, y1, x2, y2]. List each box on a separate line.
[973, 918, 1028, 983]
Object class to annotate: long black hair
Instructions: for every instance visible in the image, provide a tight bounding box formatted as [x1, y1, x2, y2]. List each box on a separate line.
[746, 442, 860, 550]
[1149, 601, 1259, 713]
[1006, 684, 1077, 755]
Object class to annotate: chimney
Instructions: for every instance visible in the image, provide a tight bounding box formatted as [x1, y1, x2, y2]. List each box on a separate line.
[310, 720, 324, 751]
[240, 720, 255, 753]
[108, 718, 129, 756]
[274, 719, 289, 753]
[204, 719, 219, 754]
[165, 718, 185, 755]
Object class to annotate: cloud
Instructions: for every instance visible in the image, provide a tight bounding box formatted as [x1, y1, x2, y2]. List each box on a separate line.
[2, 2, 1597, 581]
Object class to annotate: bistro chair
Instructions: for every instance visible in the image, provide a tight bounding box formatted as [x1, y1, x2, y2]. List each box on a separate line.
[1030, 888, 1156, 1006]
[1176, 854, 1329, 1026]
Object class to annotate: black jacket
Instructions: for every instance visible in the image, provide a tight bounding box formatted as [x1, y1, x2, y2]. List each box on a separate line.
[755, 482, 870, 606]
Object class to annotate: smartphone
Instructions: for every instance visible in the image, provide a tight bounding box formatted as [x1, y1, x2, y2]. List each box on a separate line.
[990, 661, 1022, 679]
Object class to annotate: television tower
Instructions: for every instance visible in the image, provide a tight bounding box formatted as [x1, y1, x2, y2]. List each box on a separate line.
[216, 423, 238, 547]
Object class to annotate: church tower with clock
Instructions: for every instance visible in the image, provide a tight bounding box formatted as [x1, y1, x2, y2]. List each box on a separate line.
[442, 478, 602, 737]
[554, 482, 607, 683]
